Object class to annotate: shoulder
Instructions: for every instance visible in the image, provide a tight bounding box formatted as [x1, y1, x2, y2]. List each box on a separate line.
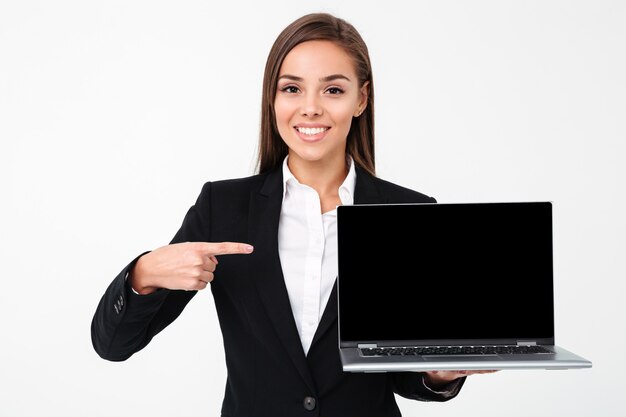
[355, 166, 436, 204]
[194, 168, 280, 205]
[374, 176, 437, 203]
[206, 172, 268, 194]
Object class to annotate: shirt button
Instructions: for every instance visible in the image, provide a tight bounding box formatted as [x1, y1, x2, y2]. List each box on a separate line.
[303, 396, 316, 411]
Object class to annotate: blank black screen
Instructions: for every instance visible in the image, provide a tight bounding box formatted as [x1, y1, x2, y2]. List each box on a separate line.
[337, 202, 554, 342]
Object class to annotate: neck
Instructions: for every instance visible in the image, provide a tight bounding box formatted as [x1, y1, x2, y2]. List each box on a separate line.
[287, 153, 348, 198]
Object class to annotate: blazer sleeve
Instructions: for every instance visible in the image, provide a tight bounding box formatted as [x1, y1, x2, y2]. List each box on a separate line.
[91, 182, 213, 361]
[390, 372, 466, 402]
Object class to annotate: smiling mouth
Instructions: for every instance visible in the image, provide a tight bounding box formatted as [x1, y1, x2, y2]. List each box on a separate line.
[295, 126, 330, 136]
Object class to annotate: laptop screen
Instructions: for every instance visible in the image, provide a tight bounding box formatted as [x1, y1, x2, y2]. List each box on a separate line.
[337, 202, 554, 344]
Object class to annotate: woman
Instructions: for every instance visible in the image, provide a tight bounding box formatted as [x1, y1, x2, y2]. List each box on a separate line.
[92, 12, 491, 417]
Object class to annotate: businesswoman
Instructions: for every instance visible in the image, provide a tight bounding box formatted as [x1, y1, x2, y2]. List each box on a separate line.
[92, 13, 490, 417]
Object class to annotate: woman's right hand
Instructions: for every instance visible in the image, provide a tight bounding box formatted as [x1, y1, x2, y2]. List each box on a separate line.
[129, 241, 254, 295]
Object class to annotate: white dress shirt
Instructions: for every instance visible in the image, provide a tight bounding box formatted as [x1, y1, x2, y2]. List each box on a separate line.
[278, 156, 356, 356]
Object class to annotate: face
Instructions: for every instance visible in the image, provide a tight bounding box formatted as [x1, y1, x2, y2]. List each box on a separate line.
[274, 40, 368, 168]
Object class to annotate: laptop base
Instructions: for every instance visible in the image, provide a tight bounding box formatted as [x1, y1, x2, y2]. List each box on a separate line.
[340, 345, 592, 372]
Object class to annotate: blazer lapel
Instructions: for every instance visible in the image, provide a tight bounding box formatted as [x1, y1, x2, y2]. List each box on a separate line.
[247, 168, 316, 392]
[310, 166, 386, 348]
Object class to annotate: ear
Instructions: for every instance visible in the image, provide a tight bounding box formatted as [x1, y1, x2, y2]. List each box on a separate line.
[354, 81, 370, 117]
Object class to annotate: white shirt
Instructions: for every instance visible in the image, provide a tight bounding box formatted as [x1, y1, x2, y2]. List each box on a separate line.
[278, 156, 356, 356]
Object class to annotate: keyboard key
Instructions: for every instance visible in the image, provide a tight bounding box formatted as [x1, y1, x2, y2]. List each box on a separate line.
[360, 345, 553, 356]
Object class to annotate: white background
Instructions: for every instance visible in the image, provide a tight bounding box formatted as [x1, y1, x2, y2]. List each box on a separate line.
[1, 1, 624, 416]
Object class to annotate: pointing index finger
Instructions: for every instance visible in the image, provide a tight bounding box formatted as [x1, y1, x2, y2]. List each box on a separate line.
[199, 242, 254, 256]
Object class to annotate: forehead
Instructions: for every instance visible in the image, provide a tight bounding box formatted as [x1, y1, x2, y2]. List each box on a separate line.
[278, 40, 357, 79]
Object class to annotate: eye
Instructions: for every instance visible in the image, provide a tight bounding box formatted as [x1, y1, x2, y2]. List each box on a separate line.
[325, 87, 344, 95]
[280, 85, 300, 94]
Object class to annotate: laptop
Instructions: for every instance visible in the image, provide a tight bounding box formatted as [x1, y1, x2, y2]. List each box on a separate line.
[336, 201, 592, 372]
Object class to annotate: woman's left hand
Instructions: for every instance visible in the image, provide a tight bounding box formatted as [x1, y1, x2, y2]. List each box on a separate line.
[423, 370, 498, 390]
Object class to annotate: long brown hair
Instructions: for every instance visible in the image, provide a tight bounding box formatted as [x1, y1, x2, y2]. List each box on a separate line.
[257, 13, 376, 176]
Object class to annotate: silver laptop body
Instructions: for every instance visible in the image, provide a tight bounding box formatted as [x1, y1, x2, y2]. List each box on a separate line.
[336, 202, 592, 372]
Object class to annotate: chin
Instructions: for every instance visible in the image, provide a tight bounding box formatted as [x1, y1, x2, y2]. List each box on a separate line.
[293, 151, 326, 163]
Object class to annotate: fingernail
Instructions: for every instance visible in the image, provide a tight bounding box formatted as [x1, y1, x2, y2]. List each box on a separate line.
[245, 245, 254, 253]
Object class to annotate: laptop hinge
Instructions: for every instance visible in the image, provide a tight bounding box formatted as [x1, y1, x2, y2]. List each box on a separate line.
[517, 341, 537, 346]
[358, 343, 377, 349]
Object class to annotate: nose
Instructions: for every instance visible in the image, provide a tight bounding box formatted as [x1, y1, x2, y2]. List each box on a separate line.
[300, 92, 322, 117]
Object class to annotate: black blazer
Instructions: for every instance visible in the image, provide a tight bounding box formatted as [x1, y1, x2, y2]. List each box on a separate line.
[91, 166, 464, 417]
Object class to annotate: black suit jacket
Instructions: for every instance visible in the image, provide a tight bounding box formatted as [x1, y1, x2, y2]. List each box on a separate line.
[91, 166, 464, 417]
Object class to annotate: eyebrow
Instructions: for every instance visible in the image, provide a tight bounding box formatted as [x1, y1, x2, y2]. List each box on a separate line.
[278, 74, 351, 82]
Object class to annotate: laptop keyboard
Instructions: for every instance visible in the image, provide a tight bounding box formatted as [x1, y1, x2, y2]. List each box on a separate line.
[360, 345, 553, 356]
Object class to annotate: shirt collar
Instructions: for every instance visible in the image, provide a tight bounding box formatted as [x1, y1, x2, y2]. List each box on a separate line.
[281, 156, 356, 205]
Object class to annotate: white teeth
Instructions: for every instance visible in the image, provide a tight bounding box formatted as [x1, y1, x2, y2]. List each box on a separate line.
[296, 127, 328, 135]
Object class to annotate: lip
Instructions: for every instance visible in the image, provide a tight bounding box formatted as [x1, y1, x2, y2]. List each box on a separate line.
[293, 124, 331, 143]
[294, 123, 330, 128]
